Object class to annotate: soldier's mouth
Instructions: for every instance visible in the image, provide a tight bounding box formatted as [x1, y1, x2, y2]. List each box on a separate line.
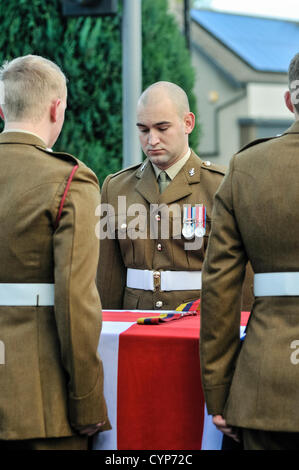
[148, 149, 164, 154]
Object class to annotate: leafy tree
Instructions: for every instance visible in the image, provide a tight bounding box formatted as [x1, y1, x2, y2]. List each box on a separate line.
[0, 0, 199, 184]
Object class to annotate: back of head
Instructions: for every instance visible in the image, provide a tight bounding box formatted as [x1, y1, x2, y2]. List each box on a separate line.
[138, 81, 190, 118]
[0, 55, 67, 123]
[288, 52, 299, 114]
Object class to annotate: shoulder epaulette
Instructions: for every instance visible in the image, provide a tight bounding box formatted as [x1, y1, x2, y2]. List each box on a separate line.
[36, 145, 81, 166]
[236, 135, 280, 155]
[109, 160, 146, 179]
[201, 159, 226, 175]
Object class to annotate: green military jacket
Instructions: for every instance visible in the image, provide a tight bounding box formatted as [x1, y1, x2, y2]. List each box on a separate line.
[200, 120, 299, 432]
[97, 150, 229, 311]
[0, 132, 110, 439]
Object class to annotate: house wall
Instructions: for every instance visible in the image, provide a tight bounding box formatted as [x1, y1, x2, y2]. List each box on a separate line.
[247, 83, 290, 119]
[239, 83, 294, 149]
[191, 55, 294, 167]
[191, 48, 248, 167]
[167, 2, 294, 167]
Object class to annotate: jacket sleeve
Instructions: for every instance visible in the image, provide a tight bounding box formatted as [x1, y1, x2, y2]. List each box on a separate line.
[96, 175, 127, 309]
[200, 155, 248, 416]
[53, 164, 110, 430]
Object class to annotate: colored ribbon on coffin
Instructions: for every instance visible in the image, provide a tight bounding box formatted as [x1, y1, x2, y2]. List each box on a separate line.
[137, 298, 200, 325]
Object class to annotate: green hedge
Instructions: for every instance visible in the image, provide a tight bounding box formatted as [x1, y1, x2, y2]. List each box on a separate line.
[0, 0, 199, 184]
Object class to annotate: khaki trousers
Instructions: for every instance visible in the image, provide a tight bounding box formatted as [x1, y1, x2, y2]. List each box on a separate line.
[0, 435, 88, 450]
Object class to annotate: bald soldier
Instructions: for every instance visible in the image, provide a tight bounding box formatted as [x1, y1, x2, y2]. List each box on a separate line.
[97, 81, 252, 311]
[0, 55, 110, 450]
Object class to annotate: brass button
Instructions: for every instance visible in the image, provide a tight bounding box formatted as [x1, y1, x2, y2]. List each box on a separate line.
[155, 301, 163, 308]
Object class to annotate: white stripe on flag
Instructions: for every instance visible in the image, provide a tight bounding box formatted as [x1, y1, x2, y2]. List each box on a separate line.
[92, 321, 134, 450]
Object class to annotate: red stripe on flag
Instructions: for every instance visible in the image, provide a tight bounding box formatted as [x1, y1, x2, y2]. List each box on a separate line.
[103, 311, 143, 322]
[104, 310, 250, 450]
[241, 311, 250, 325]
[116, 314, 205, 450]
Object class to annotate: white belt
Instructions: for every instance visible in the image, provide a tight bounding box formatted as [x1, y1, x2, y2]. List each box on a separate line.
[126, 268, 202, 291]
[0, 283, 55, 306]
[254, 272, 299, 296]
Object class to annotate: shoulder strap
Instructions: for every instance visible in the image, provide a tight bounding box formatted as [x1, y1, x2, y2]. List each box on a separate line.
[54, 164, 79, 229]
[236, 136, 278, 154]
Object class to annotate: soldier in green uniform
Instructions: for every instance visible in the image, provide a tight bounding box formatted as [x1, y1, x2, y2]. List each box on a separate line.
[200, 52, 299, 450]
[0, 55, 110, 450]
[97, 81, 242, 311]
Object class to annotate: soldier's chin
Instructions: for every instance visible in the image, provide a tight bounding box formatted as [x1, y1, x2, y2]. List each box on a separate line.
[148, 153, 168, 165]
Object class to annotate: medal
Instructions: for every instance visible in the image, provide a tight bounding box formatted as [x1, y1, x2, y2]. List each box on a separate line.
[182, 205, 195, 239]
[182, 205, 206, 239]
[195, 204, 206, 238]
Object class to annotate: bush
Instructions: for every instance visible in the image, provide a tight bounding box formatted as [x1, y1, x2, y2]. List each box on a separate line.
[0, 0, 199, 184]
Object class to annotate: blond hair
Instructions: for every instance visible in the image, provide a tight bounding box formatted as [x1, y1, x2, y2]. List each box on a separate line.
[0, 55, 67, 122]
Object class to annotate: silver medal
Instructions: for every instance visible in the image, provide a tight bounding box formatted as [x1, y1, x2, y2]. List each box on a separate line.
[195, 225, 205, 238]
[182, 222, 195, 240]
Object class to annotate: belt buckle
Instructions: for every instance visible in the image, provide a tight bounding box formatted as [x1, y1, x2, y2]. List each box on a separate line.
[153, 271, 161, 291]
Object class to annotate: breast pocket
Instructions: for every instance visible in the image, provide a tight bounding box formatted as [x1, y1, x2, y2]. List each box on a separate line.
[116, 213, 147, 267]
[184, 217, 211, 269]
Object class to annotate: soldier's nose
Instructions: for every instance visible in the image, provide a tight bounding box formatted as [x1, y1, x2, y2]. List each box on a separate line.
[148, 132, 160, 146]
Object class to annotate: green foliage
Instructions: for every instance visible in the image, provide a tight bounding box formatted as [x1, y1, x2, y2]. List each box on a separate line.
[0, 0, 199, 184]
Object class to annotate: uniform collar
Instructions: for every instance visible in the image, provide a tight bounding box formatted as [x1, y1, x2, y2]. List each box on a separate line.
[135, 149, 202, 204]
[0, 131, 48, 148]
[151, 148, 191, 181]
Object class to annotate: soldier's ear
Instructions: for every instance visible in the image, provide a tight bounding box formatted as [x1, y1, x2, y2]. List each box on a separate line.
[284, 90, 295, 114]
[184, 112, 195, 135]
[50, 98, 62, 123]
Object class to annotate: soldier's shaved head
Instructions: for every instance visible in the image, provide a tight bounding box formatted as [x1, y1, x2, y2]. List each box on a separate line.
[138, 81, 190, 118]
[136, 81, 195, 169]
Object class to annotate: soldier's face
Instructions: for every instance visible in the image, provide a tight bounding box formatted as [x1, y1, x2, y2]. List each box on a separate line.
[136, 97, 194, 170]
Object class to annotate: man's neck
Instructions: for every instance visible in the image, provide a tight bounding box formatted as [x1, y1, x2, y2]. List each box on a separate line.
[152, 148, 191, 180]
[3, 122, 49, 146]
[154, 147, 190, 171]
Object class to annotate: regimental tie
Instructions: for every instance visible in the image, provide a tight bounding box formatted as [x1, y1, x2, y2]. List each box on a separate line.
[158, 170, 169, 193]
